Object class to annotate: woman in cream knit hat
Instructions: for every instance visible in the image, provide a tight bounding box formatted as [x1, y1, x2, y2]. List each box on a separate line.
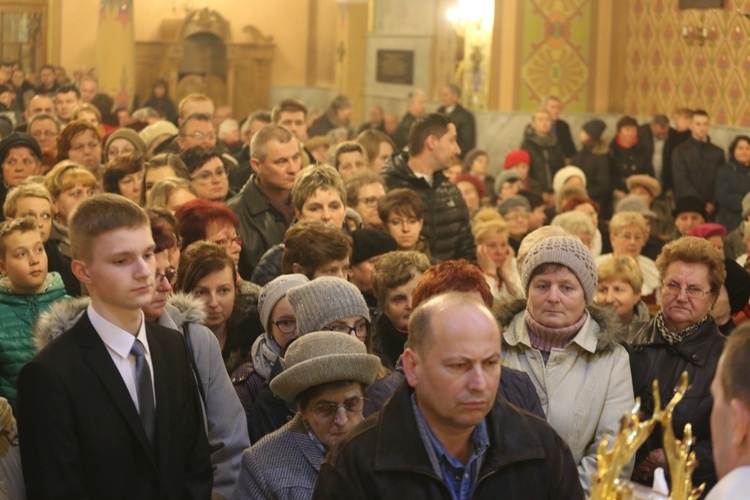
[494, 235, 634, 496]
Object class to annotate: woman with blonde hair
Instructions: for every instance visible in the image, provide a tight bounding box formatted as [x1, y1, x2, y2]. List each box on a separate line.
[44, 161, 97, 259]
[473, 219, 522, 302]
[595, 211, 660, 300]
[147, 177, 198, 214]
[596, 256, 650, 341]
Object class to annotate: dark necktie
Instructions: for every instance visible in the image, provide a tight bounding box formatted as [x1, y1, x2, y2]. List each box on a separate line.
[130, 339, 155, 444]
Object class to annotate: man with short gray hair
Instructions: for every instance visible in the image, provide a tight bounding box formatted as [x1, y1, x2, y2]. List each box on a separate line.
[228, 124, 301, 280]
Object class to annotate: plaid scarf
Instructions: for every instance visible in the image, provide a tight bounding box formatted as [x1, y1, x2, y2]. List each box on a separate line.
[655, 310, 709, 345]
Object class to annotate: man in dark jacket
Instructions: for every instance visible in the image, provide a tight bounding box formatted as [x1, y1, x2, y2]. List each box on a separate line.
[637, 114, 686, 195]
[672, 109, 725, 219]
[314, 294, 582, 499]
[437, 84, 475, 159]
[380, 113, 475, 262]
[520, 109, 565, 194]
[544, 96, 576, 160]
[228, 125, 299, 280]
[610, 115, 654, 198]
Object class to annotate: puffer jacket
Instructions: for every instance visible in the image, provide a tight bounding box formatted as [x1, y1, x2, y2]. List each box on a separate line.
[629, 316, 724, 493]
[380, 153, 475, 262]
[495, 299, 635, 495]
[33, 293, 250, 500]
[0, 272, 67, 411]
[520, 127, 565, 193]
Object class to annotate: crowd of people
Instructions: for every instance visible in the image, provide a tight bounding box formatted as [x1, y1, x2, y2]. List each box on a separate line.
[0, 63, 745, 499]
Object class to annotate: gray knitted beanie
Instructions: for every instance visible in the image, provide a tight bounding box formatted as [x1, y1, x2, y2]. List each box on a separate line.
[287, 277, 370, 335]
[521, 235, 597, 303]
[258, 274, 310, 332]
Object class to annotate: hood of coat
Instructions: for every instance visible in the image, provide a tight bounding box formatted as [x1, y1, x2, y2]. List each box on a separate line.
[34, 296, 89, 351]
[33, 292, 208, 352]
[493, 298, 624, 352]
[164, 292, 206, 329]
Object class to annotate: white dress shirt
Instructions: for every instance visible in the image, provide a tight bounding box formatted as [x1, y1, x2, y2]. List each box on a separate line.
[706, 465, 750, 500]
[88, 304, 156, 412]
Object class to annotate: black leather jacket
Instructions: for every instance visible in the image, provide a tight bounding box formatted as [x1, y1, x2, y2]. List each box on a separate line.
[630, 316, 725, 493]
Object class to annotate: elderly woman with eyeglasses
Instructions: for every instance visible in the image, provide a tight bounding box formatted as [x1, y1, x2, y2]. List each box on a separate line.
[232, 331, 380, 500]
[246, 277, 389, 444]
[595, 211, 660, 300]
[630, 236, 727, 493]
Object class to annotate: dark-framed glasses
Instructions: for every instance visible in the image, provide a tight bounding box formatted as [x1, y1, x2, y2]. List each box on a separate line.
[310, 396, 366, 419]
[214, 235, 242, 248]
[323, 321, 369, 339]
[272, 318, 297, 334]
[156, 267, 178, 286]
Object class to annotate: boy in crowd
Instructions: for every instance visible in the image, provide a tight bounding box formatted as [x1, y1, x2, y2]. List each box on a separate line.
[18, 194, 211, 498]
[0, 217, 66, 411]
[377, 188, 430, 258]
[4, 182, 80, 295]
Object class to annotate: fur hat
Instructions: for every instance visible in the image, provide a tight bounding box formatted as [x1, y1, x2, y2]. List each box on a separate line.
[626, 174, 662, 199]
[0, 133, 41, 164]
[582, 119, 606, 142]
[672, 195, 707, 220]
[270, 331, 380, 403]
[258, 274, 310, 332]
[552, 166, 587, 194]
[521, 235, 598, 304]
[287, 277, 370, 335]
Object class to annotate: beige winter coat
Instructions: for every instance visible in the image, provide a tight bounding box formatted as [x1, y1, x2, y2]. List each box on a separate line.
[495, 300, 635, 495]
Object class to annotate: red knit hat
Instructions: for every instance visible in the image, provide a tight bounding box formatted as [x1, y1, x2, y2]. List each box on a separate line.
[452, 173, 486, 198]
[503, 149, 530, 169]
[688, 223, 727, 240]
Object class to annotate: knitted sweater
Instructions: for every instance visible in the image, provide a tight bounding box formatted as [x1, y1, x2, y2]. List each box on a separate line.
[0, 272, 67, 411]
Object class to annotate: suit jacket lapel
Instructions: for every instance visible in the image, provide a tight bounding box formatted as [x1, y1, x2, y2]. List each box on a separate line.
[146, 324, 171, 473]
[76, 313, 158, 468]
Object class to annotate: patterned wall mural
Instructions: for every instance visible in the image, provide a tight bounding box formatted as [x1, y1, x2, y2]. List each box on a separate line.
[624, 0, 750, 126]
[519, 0, 592, 112]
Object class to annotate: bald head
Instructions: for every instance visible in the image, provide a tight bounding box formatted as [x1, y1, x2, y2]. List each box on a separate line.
[408, 292, 498, 355]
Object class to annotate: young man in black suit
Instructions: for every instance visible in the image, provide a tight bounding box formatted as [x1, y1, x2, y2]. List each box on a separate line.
[18, 193, 212, 499]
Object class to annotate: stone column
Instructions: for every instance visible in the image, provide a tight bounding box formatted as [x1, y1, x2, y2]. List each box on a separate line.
[96, 0, 136, 110]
